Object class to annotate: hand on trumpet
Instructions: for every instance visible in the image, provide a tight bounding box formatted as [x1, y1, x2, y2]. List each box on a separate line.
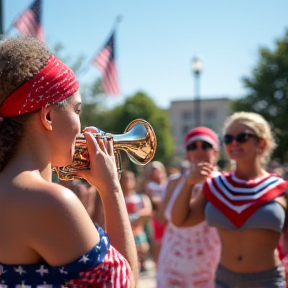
[75, 126, 120, 195]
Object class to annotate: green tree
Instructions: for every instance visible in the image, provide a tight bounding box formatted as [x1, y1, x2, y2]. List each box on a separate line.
[233, 29, 288, 161]
[102, 91, 175, 170]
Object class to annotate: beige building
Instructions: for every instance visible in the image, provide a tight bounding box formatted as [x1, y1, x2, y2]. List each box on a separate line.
[169, 97, 232, 155]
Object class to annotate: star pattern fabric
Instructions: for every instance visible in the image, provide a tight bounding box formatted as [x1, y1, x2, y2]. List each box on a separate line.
[0, 224, 131, 288]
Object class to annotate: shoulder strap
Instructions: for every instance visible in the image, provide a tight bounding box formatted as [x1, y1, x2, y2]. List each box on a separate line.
[275, 195, 288, 210]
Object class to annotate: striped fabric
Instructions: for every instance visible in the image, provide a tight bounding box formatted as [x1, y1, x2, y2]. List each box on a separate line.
[13, 0, 44, 41]
[203, 172, 288, 228]
[67, 245, 131, 288]
[92, 32, 121, 96]
[0, 224, 131, 288]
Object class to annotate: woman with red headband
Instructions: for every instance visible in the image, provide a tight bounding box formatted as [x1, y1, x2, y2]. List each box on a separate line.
[171, 112, 288, 288]
[0, 36, 137, 288]
[157, 127, 221, 288]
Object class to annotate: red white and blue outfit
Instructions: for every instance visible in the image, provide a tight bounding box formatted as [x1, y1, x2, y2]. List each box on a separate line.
[0, 224, 131, 288]
[0, 55, 132, 288]
[203, 172, 288, 288]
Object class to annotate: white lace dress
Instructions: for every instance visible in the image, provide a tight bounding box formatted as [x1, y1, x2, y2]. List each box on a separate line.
[157, 174, 221, 288]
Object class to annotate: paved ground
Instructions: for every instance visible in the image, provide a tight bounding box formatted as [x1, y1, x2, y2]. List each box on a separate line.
[136, 259, 157, 288]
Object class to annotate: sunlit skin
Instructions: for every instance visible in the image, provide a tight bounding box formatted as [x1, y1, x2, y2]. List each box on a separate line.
[0, 91, 138, 286]
[171, 121, 286, 273]
[224, 121, 267, 179]
[49, 92, 82, 167]
[216, 121, 283, 272]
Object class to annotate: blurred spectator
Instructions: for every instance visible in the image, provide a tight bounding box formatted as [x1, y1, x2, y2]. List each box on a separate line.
[59, 179, 104, 225]
[157, 127, 221, 288]
[120, 170, 153, 272]
[267, 160, 285, 178]
[143, 161, 168, 267]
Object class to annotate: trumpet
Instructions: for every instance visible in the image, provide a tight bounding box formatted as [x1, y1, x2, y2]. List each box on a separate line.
[53, 119, 157, 181]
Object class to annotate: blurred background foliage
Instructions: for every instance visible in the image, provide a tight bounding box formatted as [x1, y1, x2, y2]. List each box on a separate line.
[53, 28, 288, 170]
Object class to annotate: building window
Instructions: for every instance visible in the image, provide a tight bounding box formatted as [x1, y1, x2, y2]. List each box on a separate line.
[204, 123, 215, 130]
[182, 111, 193, 121]
[204, 110, 216, 121]
[182, 125, 190, 138]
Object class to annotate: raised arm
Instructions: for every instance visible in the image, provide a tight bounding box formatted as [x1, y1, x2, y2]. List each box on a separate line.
[76, 131, 138, 285]
[171, 162, 213, 227]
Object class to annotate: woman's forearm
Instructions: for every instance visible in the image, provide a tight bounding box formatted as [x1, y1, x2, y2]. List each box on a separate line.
[100, 187, 138, 285]
[171, 179, 194, 227]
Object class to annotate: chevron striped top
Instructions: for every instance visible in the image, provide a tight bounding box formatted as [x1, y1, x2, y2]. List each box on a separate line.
[203, 172, 288, 228]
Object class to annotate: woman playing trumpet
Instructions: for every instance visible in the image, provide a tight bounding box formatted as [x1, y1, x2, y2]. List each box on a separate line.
[0, 36, 137, 288]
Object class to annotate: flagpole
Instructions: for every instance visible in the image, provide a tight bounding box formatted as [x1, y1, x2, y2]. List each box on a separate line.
[4, 10, 24, 36]
[4, 0, 39, 37]
[0, 0, 4, 40]
[4, 1, 28, 36]
[77, 15, 122, 79]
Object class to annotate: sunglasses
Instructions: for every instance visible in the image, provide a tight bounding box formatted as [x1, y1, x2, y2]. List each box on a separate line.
[223, 132, 258, 144]
[186, 141, 213, 151]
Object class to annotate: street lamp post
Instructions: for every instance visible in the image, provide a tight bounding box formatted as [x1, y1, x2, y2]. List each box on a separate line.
[192, 56, 202, 127]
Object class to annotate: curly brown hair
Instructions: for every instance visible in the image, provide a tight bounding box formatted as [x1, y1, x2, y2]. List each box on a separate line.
[0, 36, 52, 171]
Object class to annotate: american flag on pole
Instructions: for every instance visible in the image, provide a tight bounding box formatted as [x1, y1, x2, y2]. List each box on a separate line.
[13, 0, 44, 41]
[92, 32, 121, 95]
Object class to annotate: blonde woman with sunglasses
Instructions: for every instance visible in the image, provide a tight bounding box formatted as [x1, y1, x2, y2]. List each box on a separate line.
[171, 112, 288, 288]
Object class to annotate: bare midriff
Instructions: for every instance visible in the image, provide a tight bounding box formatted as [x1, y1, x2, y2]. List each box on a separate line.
[218, 227, 281, 273]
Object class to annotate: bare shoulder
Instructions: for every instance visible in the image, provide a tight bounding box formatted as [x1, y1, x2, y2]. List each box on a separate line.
[26, 180, 100, 266]
[162, 176, 182, 206]
[33, 181, 86, 213]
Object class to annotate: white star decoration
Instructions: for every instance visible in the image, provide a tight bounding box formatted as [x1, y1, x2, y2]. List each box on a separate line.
[36, 265, 48, 277]
[59, 267, 68, 275]
[14, 266, 26, 275]
[103, 236, 109, 246]
[79, 255, 89, 264]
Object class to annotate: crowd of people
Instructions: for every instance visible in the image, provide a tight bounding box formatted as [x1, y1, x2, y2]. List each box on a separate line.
[1, 35, 288, 288]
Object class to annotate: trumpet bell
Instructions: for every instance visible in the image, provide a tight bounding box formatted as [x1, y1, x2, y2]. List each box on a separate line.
[53, 119, 157, 181]
[114, 119, 156, 165]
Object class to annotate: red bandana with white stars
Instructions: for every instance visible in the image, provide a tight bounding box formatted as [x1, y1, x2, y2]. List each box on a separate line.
[203, 172, 288, 228]
[0, 55, 79, 117]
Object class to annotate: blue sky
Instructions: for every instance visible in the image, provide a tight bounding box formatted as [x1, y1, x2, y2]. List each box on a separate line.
[3, 0, 288, 109]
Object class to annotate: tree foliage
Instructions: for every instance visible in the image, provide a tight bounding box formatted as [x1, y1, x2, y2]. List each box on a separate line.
[95, 92, 175, 169]
[233, 29, 288, 162]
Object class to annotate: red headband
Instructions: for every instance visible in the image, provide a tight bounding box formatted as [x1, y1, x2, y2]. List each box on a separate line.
[0, 55, 79, 117]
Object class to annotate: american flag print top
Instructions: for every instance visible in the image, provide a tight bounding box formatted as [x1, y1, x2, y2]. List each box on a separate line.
[0, 224, 131, 288]
[203, 172, 288, 228]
